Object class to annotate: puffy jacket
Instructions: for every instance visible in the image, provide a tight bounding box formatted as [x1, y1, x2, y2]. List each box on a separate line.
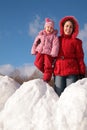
[54, 16, 86, 76]
[31, 29, 59, 57]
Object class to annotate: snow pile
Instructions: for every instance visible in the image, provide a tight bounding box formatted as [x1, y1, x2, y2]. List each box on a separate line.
[1, 79, 58, 130]
[54, 78, 87, 130]
[0, 78, 87, 130]
[0, 75, 20, 111]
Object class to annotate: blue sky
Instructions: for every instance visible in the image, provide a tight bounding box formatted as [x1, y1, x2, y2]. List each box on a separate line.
[0, 0, 87, 67]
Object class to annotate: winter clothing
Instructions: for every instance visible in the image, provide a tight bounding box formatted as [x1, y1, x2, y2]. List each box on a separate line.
[44, 18, 54, 29]
[31, 18, 59, 82]
[54, 35, 86, 76]
[31, 29, 59, 57]
[35, 53, 54, 81]
[54, 16, 86, 96]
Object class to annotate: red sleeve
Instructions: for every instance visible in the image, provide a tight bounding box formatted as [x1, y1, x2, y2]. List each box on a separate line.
[75, 39, 86, 74]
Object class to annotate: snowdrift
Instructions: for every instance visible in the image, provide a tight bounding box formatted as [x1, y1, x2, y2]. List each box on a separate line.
[0, 77, 87, 130]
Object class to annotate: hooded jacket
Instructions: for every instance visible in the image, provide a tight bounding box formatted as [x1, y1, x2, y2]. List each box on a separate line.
[31, 29, 59, 57]
[54, 16, 86, 76]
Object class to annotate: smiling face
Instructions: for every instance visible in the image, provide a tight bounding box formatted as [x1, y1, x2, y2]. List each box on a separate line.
[64, 21, 74, 35]
[45, 25, 54, 34]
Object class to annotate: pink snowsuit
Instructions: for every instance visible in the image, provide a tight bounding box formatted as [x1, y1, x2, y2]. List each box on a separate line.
[31, 29, 59, 82]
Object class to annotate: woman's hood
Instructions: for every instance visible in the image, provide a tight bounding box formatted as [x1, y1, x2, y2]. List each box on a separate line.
[59, 16, 79, 38]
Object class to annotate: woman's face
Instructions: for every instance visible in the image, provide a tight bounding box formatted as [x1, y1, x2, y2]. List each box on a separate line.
[64, 21, 73, 35]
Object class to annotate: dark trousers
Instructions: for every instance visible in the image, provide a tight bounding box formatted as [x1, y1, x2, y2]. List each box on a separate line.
[54, 75, 78, 96]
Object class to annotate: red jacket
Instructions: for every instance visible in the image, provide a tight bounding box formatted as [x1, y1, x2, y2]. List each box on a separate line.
[54, 16, 86, 76]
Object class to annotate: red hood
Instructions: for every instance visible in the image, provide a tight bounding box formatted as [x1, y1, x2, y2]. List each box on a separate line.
[59, 16, 79, 38]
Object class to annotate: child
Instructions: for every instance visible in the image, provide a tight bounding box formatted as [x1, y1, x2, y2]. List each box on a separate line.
[54, 16, 86, 96]
[31, 18, 59, 82]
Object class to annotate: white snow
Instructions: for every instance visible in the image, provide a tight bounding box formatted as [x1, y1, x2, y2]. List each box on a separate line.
[0, 65, 87, 130]
[0, 75, 20, 111]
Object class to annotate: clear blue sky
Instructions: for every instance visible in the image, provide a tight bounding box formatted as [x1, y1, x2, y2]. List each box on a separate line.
[0, 0, 87, 67]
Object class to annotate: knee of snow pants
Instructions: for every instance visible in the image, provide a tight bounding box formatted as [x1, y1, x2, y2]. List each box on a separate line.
[43, 54, 53, 82]
[34, 53, 44, 72]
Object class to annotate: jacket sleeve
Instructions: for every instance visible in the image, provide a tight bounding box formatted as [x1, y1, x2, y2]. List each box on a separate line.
[75, 39, 86, 75]
[51, 36, 59, 57]
[31, 35, 41, 55]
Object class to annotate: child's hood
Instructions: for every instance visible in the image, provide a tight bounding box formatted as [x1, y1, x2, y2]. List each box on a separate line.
[59, 16, 79, 38]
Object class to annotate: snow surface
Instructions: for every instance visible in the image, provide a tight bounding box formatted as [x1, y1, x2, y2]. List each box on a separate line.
[0, 65, 87, 130]
[0, 75, 20, 111]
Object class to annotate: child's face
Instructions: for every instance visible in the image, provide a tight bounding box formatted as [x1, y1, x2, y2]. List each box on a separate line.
[45, 26, 54, 34]
[64, 21, 73, 35]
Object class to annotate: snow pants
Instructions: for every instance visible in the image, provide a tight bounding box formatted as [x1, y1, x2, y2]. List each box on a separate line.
[34, 53, 54, 82]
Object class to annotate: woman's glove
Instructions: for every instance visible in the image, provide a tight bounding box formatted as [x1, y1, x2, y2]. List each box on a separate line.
[78, 74, 85, 79]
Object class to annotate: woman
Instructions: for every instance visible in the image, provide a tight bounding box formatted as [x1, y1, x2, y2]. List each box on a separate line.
[54, 16, 86, 96]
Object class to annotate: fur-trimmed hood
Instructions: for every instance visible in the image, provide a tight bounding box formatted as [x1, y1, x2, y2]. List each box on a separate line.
[59, 16, 79, 38]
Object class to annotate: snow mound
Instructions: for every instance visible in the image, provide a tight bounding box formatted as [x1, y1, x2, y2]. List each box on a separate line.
[54, 78, 87, 130]
[0, 75, 20, 111]
[2, 79, 58, 130]
[0, 78, 87, 130]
